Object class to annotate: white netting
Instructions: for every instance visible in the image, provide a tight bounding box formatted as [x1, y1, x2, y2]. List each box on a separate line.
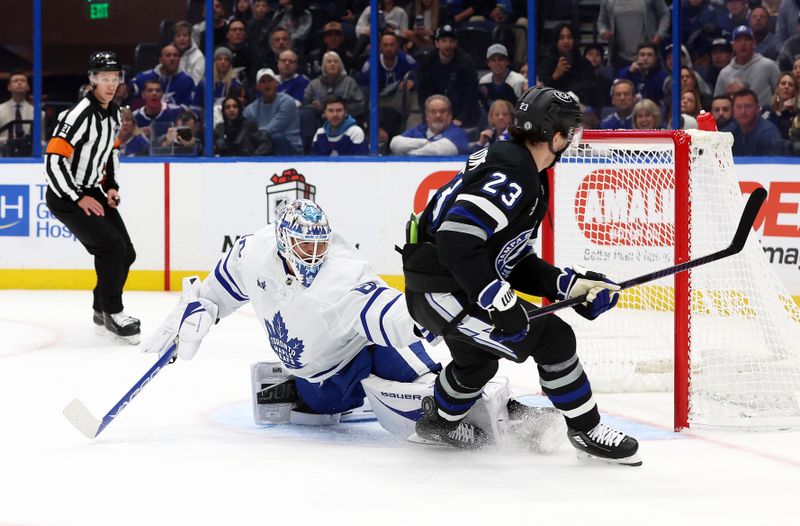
[553, 130, 800, 429]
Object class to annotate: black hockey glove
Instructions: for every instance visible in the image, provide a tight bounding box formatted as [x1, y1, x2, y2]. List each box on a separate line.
[478, 279, 529, 343]
[556, 266, 620, 320]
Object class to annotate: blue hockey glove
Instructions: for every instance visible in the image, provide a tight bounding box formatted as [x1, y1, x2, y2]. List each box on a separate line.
[478, 279, 529, 343]
[556, 266, 620, 320]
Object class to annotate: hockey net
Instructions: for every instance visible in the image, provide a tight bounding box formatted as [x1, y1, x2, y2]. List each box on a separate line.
[547, 129, 800, 430]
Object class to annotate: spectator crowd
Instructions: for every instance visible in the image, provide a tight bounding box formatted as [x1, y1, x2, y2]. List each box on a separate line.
[3, 0, 800, 157]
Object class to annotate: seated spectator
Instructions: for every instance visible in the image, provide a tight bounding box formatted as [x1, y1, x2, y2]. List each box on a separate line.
[717, 0, 751, 40]
[132, 44, 198, 110]
[214, 95, 272, 156]
[537, 25, 596, 108]
[311, 96, 368, 156]
[250, 27, 293, 84]
[723, 88, 784, 155]
[244, 68, 303, 154]
[112, 76, 136, 109]
[358, 31, 418, 93]
[118, 107, 150, 157]
[401, 0, 452, 54]
[681, 88, 704, 119]
[247, 0, 276, 50]
[277, 49, 309, 107]
[213, 47, 243, 100]
[711, 94, 734, 129]
[715, 25, 780, 107]
[776, 0, 800, 48]
[682, 0, 717, 47]
[0, 71, 34, 156]
[270, 0, 312, 51]
[750, 6, 779, 61]
[777, 17, 800, 72]
[583, 43, 613, 108]
[192, 0, 229, 48]
[480, 44, 527, 109]
[310, 22, 358, 78]
[601, 79, 636, 129]
[230, 0, 252, 21]
[470, 99, 513, 152]
[664, 65, 713, 109]
[224, 18, 254, 73]
[763, 72, 798, 139]
[132, 80, 185, 140]
[631, 98, 663, 129]
[794, 57, 800, 89]
[173, 20, 205, 85]
[304, 51, 366, 119]
[704, 39, 733, 94]
[417, 25, 481, 128]
[158, 110, 202, 155]
[390, 94, 469, 155]
[617, 41, 668, 104]
[356, 0, 410, 57]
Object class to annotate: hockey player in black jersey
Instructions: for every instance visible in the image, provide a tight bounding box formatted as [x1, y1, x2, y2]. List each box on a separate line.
[402, 86, 642, 465]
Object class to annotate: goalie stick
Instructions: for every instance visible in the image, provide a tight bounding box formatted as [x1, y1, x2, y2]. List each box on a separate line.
[526, 187, 768, 319]
[63, 341, 178, 439]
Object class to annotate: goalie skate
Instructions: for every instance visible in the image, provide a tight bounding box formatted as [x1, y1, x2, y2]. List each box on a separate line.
[567, 422, 642, 466]
[409, 396, 491, 450]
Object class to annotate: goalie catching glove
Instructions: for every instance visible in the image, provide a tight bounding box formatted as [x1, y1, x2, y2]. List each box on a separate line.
[556, 266, 620, 320]
[478, 279, 529, 343]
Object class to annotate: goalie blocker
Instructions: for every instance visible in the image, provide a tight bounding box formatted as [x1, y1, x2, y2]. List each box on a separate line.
[250, 361, 567, 452]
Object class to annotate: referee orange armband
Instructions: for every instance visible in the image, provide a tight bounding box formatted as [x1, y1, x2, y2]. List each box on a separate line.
[45, 137, 75, 157]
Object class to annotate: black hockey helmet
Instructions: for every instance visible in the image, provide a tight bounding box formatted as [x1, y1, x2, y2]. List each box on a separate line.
[88, 51, 122, 74]
[511, 86, 583, 141]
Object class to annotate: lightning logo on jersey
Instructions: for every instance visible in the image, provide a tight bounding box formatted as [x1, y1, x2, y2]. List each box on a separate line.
[265, 312, 305, 369]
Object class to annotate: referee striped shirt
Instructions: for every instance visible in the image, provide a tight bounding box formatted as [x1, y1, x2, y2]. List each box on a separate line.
[45, 91, 121, 202]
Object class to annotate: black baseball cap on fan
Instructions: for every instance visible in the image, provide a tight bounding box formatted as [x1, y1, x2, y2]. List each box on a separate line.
[88, 51, 122, 73]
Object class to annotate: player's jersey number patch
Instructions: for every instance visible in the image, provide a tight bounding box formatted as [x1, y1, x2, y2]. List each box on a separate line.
[481, 172, 522, 208]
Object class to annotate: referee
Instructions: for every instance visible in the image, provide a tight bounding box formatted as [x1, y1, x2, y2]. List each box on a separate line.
[44, 51, 140, 344]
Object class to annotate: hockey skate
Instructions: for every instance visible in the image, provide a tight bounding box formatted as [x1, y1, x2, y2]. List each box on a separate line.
[100, 311, 141, 345]
[410, 396, 491, 450]
[567, 422, 642, 466]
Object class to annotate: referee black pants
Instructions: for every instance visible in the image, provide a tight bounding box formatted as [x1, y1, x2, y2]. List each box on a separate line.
[46, 187, 136, 315]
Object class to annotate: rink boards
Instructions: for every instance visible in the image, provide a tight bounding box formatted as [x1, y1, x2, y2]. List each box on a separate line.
[0, 158, 799, 298]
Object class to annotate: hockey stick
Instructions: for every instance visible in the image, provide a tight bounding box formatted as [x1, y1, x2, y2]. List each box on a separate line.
[526, 187, 768, 320]
[63, 341, 178, 439]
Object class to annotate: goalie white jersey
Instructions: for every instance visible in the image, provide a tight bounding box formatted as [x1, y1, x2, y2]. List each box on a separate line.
[201, 226, 420, 382]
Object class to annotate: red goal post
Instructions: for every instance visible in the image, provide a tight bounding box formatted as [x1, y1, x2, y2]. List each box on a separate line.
[543, 129, 800, 431]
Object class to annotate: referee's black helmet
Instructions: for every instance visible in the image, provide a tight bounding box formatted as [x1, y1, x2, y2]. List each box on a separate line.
[88, 51, 122, 74]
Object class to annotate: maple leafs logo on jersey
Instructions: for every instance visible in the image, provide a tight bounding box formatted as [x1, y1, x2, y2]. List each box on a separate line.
[264, 312, 304, 369]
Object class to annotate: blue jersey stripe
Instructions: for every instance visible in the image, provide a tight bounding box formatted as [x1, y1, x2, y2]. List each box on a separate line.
[408, 341, 438, 370]
[377, 293, 402, 346]
[547, 380, 591, 404]
[214, 259, 248, 302]
[360, 287, 388, 342]
[446, 205, 493, 237]
[221, 250, 248, 299]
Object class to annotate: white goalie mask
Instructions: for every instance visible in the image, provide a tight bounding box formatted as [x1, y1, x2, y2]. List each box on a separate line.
[275, 199, 333, 287]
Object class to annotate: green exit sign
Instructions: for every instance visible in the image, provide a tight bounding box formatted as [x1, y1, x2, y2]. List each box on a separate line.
[87, 1, 110, 20]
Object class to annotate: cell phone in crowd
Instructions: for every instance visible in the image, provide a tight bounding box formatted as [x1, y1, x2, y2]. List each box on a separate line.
[414, 15, 424, 28]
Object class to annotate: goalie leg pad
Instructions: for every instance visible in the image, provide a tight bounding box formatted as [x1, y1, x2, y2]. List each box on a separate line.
[251, 362, 299, 425]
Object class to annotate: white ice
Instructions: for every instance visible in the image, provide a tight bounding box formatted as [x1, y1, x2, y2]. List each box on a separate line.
[1, 290, 798, 526]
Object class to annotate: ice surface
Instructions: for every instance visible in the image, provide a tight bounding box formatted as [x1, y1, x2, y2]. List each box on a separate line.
[0, 290, 797, 525]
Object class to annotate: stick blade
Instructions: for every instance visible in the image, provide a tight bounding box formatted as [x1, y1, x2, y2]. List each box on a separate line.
[63, 398, 101, 439]
[731, 187, 768, 252]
